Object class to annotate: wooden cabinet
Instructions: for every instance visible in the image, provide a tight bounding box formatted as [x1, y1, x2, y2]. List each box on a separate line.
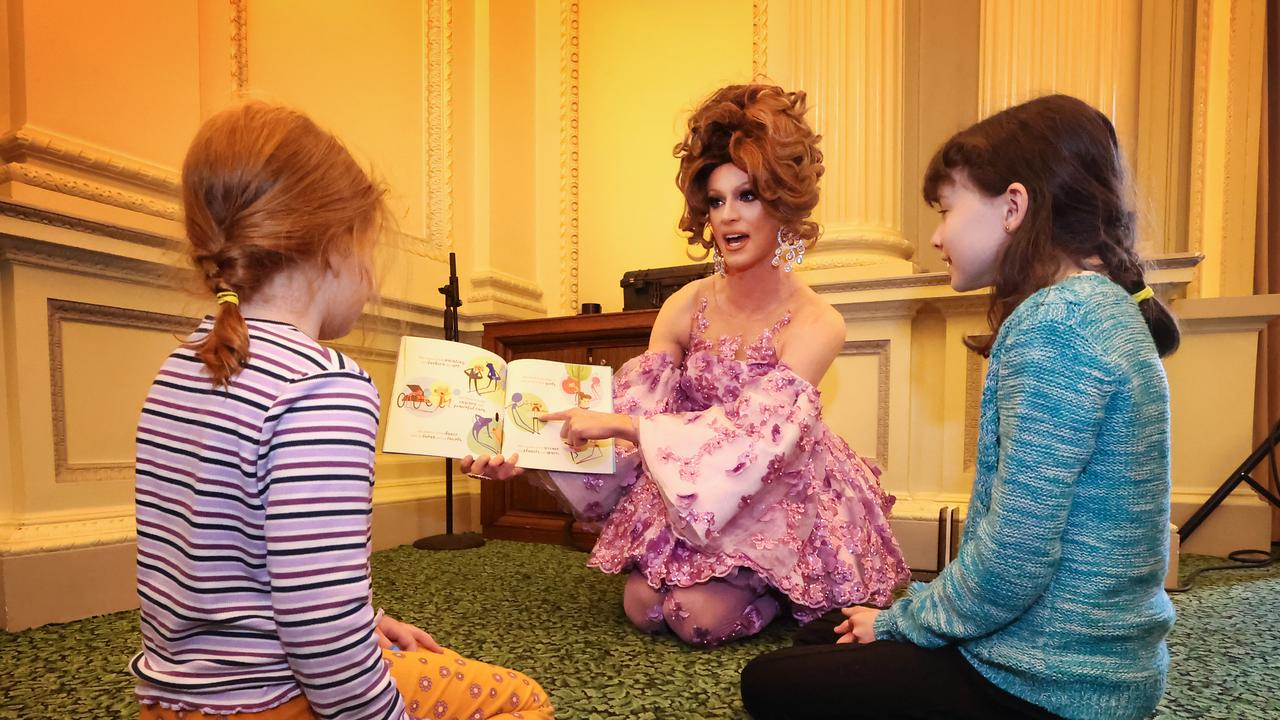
[480, 309, 658, 549]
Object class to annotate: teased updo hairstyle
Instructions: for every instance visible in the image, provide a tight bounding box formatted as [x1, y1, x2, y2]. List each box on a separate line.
[182, 102, 386, 386]
[674, 84, 825, 254]
[922, 94, 1179, 357]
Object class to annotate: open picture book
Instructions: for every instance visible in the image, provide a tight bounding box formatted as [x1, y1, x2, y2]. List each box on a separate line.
[381, 337, 615, 474]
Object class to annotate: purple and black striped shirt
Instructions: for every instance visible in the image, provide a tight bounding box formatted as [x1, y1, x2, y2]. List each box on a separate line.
[131, 317, 407, 719]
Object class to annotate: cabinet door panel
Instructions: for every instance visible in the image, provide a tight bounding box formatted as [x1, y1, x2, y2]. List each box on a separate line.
[586, 343, 649, 371]
[508, 346, 588, 364]
[480, 311, 657, 546]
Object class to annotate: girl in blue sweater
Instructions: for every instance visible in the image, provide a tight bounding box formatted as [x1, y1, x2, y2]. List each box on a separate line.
[741, 94, 1179, 719]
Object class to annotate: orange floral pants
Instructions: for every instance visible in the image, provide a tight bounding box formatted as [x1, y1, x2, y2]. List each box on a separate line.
[139, 648, 554, 720]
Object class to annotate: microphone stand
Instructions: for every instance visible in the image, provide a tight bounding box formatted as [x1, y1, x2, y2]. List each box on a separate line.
[414, 252, 485, 551]
[1178, 420, 1280, 544]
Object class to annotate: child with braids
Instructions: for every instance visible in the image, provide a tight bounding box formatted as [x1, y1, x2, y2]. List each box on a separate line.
[131, 102, 553, 720]
[742, 95, 1179, 720]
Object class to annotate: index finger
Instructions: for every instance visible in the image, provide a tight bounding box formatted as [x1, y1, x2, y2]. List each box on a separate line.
[417, 630, 444, 654]
[538, 410, 569, 422]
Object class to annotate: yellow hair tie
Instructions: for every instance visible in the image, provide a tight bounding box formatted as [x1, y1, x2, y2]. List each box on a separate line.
[215, 290, 240, 306]
[1131, 286, 1154, 303]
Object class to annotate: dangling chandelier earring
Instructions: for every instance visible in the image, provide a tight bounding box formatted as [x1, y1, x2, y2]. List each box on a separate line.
[712, 244, 726, 277]
[771, 227, 805, 272]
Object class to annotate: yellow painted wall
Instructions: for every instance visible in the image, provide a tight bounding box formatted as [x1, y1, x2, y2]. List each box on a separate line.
[22, 0, 200, 169]
[450, 0, 481, 299]
[488, 0, 538, 281]
[576, 0, 753, 312]
[247, 0, 445, 308]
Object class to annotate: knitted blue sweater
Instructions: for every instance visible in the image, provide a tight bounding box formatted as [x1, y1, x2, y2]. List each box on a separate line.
[875, 272, 1175, 720]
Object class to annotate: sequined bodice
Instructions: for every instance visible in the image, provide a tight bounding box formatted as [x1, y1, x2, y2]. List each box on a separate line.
[680, 297, 792, 409]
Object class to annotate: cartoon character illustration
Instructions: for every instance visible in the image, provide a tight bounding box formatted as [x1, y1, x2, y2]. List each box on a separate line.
[466, 359, 503, 396]
[468, 412, 501, 455]
[569, 439, 603, 464]
[508, 392, 546, 434]
[561, 365, 601, 410]
[464, 365, 484, 393]
[396, 384, 435, 411]
[430, 381, 452, 409]
[485, 362, 502, 390]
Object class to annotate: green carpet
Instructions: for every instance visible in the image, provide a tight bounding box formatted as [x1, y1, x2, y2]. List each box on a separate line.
[1, 541, 1276, 719]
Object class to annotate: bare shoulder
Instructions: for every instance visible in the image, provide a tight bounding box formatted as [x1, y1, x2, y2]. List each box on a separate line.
[648, 277, 708, 355]
[662, 277, 707, 319]
[779, 287, 846, 384]
[792, 287, 845, 347]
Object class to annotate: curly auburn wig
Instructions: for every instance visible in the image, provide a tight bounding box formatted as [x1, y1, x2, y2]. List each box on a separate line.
[674, 84, 825, 254]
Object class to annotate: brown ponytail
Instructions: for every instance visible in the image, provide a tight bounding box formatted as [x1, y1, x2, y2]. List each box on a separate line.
[197, 294, 251, 385]
[181, 102, 386, 385]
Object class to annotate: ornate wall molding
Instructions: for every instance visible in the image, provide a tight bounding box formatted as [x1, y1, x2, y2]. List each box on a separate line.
[0, 163, 180, 220]
[817, 253, 1202, 301]
[470, 269, 546, 314]
[1186, 0, 1211, 267]
[230, 0, 248, 94]
[752, 0, 768, 78]
[373, 295, 447, 325]
[0, 234, 187, 288]
[0, 229, 494, 335]
[832, 299, 922, 322]
[47, 299, 200, 484]
[0, 199, 182, 251]
[800, 234, 917, 271]
[816, 271, 949, 295]
[424, 0, 453, 260]
[839, 339, 891, 468]
[559, 0, 581, 313]
[0, 507, 136, 556]
[0, 125, 182, 224]
[0, 240, 178, 285]
[0, 127, 179, 194]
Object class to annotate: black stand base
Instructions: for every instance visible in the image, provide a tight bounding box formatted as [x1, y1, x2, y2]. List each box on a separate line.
[413, 532, 485, 551]
[1178, 420, 1280, 544]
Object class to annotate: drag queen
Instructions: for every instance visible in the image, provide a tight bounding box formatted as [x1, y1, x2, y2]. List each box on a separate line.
[466, 84, 909, 647]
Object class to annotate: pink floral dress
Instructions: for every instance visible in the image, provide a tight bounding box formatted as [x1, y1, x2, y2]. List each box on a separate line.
[542, 298, 909, 621]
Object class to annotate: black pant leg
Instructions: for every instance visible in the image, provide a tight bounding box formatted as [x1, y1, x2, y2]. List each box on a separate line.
[740, 640, 1062, 720]
[792, 609, 845, 646]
